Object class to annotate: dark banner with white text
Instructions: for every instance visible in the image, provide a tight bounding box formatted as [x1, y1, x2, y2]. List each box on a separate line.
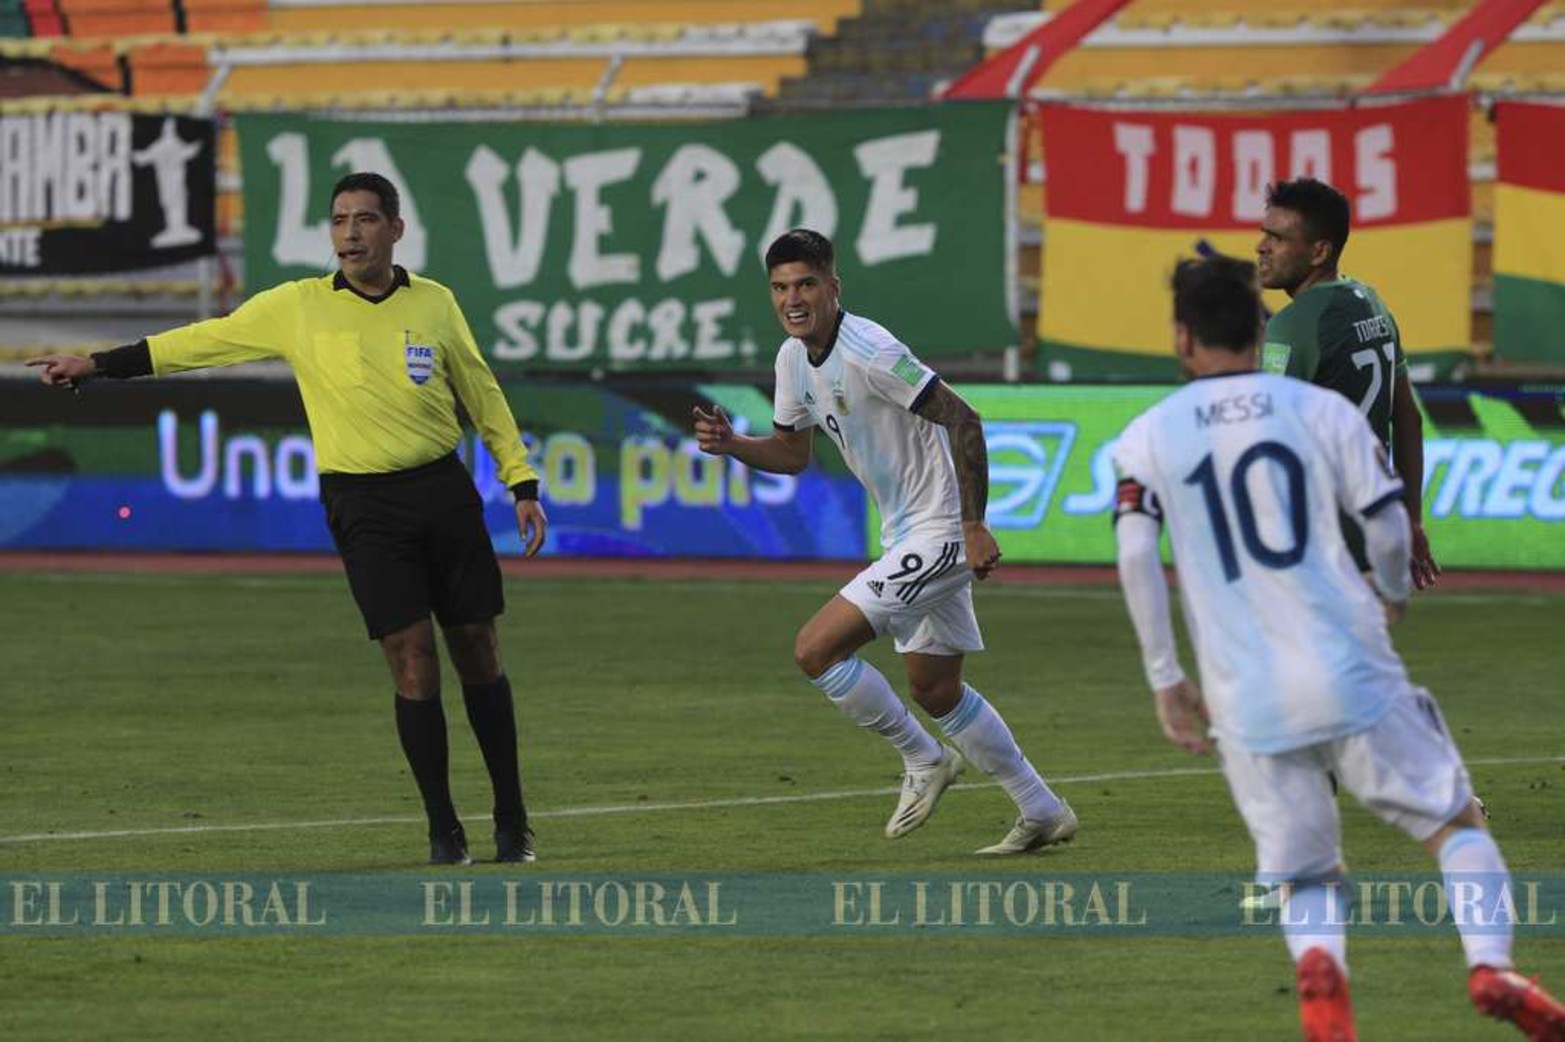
[0, 112, 216, 274]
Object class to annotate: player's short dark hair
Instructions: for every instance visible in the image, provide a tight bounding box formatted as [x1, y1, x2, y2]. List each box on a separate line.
[331, 172, 400, 221]
[1173, 256, 1262, 353]
[1266, 177, 1350, 264]
[765, 229, 834, 274]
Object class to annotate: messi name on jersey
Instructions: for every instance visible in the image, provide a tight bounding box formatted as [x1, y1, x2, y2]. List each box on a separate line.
[404, 339, 436, 386]
[1193, 391, 1273, 428]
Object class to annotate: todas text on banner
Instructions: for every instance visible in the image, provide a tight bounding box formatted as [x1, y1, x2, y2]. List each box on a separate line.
[0, 113, 216, 274]
[236, 106, 1013, 372]
[1036, 97, 1470, 381]
[1493, 101, 1565, 365]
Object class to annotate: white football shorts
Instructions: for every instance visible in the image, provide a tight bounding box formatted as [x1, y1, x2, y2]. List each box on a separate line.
[1219, 686, 1475, 881]
[839, 535, 984, 656]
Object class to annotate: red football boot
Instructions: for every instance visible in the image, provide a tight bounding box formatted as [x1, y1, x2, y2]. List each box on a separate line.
[1469, 965, 1565, 1042]
[1297, 948, 1358, 1042]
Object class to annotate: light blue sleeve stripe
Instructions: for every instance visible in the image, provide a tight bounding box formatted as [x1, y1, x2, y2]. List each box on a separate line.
[836, 321, 880, 361]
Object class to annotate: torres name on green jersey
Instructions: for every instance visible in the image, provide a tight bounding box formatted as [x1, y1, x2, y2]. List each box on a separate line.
[1260, 277, 1405, 449]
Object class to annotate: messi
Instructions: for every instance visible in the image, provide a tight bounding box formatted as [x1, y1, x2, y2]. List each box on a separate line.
[1193, 391, 1274, 429]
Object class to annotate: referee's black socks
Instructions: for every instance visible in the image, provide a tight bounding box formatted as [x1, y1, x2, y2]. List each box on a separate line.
[394, 693, 460, 834]
[462, 675, 527, 829]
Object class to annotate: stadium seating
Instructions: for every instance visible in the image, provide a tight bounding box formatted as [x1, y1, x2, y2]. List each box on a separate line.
[184, 0, 268, 34]
[3, 0, 1561, 369]
[263, 0, 859, 35]
[3, 1, 855, 107]
[988, 8, 1458, 96]
[56, 0, 176, 37]
[202, 21, 815, 105]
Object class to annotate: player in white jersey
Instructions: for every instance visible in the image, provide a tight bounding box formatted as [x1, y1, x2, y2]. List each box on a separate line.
[1112, 256, 1564, 1042]
[693, 229, 1076, 855]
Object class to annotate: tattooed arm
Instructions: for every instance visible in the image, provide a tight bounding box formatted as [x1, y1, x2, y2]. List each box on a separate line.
[915, 382, 1001, 579]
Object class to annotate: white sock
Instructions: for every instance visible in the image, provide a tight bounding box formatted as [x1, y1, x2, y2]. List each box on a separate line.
[934, 684, 1061, 820]
[812, 657, 942, 769]
[1281, 881, 1349, 972]
[1439, 828, 1514, 970]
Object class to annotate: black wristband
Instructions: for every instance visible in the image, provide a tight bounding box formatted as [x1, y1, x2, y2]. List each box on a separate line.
[510, 480, 540, 501]
[89, 339, 153, 379]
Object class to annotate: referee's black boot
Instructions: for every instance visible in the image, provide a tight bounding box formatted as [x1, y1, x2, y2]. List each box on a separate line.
[494, 820, 536, 864]
[428, 822, 473, 866]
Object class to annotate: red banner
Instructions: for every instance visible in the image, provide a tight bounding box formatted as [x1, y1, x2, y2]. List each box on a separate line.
[1492, 101, 1565, 362]
[1496, 100, 1565, 195]
[1036, 97, 1472, 377]
[1040, 96, 1469, 231]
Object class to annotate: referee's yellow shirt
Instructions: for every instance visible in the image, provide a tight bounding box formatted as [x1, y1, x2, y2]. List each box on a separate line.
[148, 269, 537, 487]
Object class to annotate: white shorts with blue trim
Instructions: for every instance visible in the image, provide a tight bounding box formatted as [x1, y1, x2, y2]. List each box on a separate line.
[1219, 686, 1475, 881]
[839, 535, 984, 656]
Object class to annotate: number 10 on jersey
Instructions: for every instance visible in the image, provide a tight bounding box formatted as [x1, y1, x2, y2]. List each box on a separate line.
[1184, 441, 1310, 582]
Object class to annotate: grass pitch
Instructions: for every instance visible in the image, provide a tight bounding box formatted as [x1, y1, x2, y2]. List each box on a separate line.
[1, 569, 1560, 1041]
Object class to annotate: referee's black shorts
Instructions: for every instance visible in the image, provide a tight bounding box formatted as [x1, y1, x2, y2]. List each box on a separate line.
[320, 453, 504, 640]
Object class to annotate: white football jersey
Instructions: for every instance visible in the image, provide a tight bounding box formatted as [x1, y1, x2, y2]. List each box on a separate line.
[773, 311, 961, 547]
[1113, 371, 1410, 754]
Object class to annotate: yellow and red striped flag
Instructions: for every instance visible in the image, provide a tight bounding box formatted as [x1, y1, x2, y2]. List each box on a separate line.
[1037, 96, 1471, 380]
[1493, 100, 1565, 364]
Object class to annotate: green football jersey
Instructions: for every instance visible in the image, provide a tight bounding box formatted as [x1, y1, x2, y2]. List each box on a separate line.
[1260, 277, 1406, 449]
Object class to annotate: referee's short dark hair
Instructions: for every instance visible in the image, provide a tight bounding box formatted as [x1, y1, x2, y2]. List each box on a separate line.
[1266, 177, 1350, 265]
[765, 229, 834, 274]
[332, 172, 400, 221]
[1173, 256, 1262, 354]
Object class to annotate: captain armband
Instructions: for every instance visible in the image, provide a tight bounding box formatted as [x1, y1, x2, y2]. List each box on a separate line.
[1113, 478, 1163, 526]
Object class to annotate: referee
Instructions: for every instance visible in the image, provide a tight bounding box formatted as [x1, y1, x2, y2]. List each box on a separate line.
[29, 172, 548, 867]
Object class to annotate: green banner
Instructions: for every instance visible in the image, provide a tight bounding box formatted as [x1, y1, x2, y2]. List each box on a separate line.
[6, 873, 1558, 937]
[236, 106, 1015, 372]
[865, 385, 1565, 569]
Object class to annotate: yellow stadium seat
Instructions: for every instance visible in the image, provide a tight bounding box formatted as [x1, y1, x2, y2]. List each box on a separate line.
[1307, 11, 1369, 30]
[511, 27, 567, 44]
[642, 24, 684, 43]
[0, 39, 52, 59]
[1240, 11, 1303, 29]
[1467, 72, 1513, 93]
[1112, 80, 1154, 99]
[453, 29, 507, 47]
[1180, 12, 1242, 29]
[566, 23, 628, 45]
[1114, 12, 1177, 31]
[1373, 9, 1443, 28]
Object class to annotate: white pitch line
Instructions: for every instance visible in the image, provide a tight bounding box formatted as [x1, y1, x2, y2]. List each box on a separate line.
[0, 757, 1558, 847]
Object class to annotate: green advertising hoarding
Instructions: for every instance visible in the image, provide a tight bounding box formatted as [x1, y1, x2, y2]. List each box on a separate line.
[866, 385, 1565, 570]
[236, 106, 1014, 373]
